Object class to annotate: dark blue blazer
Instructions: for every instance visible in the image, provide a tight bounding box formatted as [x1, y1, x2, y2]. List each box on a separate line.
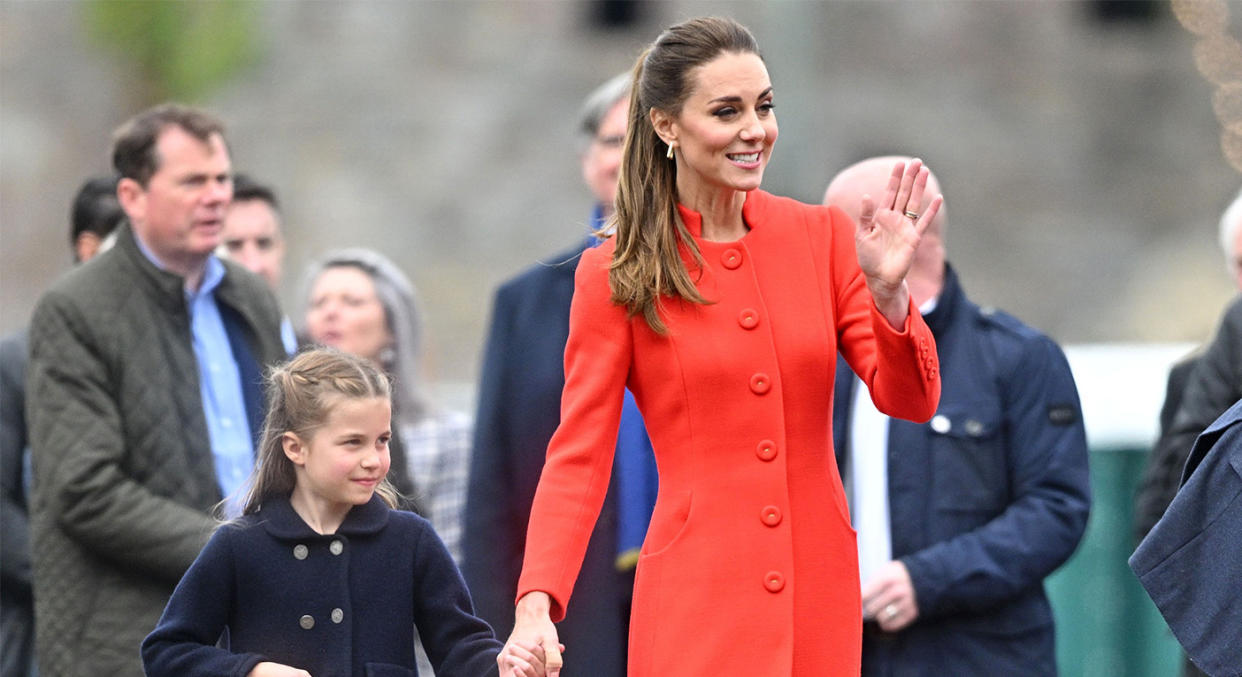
[1131, 398, 1242, 677]
[142, 495, 500, 677]
[463, 241, 629, 677]
[832, 265, 1091, 677]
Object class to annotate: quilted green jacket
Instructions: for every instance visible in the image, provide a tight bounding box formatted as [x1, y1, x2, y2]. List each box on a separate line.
[26, 225, 286, 676]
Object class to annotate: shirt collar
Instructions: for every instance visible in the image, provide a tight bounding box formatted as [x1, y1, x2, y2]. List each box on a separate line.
[132, 229, 224, 297]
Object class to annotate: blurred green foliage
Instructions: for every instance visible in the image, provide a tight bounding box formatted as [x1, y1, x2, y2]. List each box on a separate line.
[82, 0, 260, 104]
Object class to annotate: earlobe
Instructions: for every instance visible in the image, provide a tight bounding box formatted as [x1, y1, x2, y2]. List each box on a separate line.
[649, 108, 676, 148]
[282, 432, 306, 466]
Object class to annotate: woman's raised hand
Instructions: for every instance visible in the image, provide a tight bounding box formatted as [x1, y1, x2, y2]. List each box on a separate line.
[854, 158, 943, 328]
[500, 592, 563, 677]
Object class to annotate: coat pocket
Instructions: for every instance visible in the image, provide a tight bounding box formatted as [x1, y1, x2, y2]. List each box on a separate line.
[639, 490, 694, 558]
[929, 404, 1008, 515]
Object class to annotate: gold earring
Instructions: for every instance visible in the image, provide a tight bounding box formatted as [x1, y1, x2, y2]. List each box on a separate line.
[666, 143, 675, 160]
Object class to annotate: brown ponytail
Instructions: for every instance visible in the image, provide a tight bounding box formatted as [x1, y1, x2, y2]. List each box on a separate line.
[606, 16, 762, 334]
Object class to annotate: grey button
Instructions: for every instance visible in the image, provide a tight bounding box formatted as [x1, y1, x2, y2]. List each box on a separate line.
[293, 544, 308, 560]
[330, 540, 343, 555]
[331, 608, 344, 623]
[930, 415, 951, 434]
[964, 419, 985, 436]
[299, 614, 314, 630]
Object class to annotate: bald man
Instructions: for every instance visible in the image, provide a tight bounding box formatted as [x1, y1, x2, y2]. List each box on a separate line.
[825, 157, 1090, 677]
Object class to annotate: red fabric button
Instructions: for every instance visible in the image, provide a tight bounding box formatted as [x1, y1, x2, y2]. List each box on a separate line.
[722, 248, 743, 269]
[761, 505, 782, 527]
[749, 373, 771, 395]
[756, 440, 777, 462]
[738, 308, 759, 330]
[764, 571, 785, 593]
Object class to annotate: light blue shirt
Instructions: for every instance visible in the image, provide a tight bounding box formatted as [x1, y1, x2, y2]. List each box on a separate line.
[134, 236, 254, 516]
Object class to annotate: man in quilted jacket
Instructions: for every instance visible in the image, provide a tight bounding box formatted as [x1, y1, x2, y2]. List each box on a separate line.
[25, 104, 287, 676]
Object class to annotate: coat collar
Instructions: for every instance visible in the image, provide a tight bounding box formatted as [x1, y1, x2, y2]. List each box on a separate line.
[257, 493, 391, 540]
[675, 189, 771, 240]
[115, 223, 191, 314]
[921, 262, 962, 338]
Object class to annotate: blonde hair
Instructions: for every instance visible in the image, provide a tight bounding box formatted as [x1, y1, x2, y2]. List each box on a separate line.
[608, 16, 762, 334]
[241, 348, 399, 515]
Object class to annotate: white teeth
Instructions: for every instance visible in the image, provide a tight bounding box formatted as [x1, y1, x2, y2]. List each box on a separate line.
[729, 152, 760, 162]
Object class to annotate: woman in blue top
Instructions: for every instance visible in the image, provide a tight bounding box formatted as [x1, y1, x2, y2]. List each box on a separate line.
[142, 348, 547, 677]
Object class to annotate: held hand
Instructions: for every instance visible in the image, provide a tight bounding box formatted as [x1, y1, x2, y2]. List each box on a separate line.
[499, 640, 560, 677]
[247, 662, 312, 677]
[861, 560, 920, 633]
[501, 592, 563, 677]
[855, 158, 943, 327]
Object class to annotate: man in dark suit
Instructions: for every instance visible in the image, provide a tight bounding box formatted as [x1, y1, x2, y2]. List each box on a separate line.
[463, 73, 654, 677]
[825, 157, 1091, 677]
[1132, 397, 1242, 677]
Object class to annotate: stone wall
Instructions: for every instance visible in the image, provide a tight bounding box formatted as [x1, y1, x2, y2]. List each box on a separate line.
[3, 1, 1239, 403]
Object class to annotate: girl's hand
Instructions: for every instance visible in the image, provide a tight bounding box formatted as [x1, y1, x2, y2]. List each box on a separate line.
[498, 639, 561, 677]
[854, 158, 943, 329]
[500, 592, 563, 677]
[247, 662, 312, 677]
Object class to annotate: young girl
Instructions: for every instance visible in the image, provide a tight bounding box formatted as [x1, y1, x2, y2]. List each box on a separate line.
[142, 348, 547, 677]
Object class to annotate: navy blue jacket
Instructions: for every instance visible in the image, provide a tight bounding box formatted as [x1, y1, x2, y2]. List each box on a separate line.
[833, 265, 1091, 676]
[1131, 399, 1242, 677]
[463, 240, 630, 677]
[142, 495, 500, 677]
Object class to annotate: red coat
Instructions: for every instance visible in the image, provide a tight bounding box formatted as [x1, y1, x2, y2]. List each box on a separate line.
[518, 190, 940, 676]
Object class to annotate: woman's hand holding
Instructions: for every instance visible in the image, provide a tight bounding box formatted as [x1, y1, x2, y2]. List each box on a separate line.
[247, 662, 312, 677]
[854, 158, 943, 329]
[500, 592, 563, 677]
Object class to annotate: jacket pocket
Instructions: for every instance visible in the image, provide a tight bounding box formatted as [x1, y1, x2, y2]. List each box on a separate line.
[929, 404, 1007, 514]
[639, 490, 693, 558]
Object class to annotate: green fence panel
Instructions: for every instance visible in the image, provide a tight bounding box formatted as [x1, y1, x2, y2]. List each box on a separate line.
[1046, 446, 1182, 676]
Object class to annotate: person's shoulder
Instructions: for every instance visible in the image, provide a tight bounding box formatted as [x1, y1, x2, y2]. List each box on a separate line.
[39, 246, 125, 305]
[496, 241, 588, 297]
[386, 505, 438, 540]
[967, 303, 1071, 372]
[573, 238, 614, 285]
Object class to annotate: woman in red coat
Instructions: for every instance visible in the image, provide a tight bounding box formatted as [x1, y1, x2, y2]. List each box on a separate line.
[500, 16, 942, 677]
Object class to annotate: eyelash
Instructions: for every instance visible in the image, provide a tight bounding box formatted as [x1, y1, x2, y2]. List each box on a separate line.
[713, 102, 775, 118]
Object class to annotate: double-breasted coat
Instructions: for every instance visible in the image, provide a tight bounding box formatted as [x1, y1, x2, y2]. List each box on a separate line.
[142, 495, 501, 677]
[517, 190, 940, 676]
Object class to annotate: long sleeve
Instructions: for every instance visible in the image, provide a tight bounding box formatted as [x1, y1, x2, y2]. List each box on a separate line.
[27, 290, 215, 580]
[411, 524, 502, 676]
[1135, 296, 1242, 541]
[516, 245, 631, 621]
[825, 205, 940, 423]
[902, 335, 1090, 617]
[141, 527, 266, 677]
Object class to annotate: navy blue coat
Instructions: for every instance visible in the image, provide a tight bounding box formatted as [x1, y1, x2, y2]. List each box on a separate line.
[833, 265, 1091, 676]
[1131, 398, 1242, 677]
[463, 240, 630, 677]
[142, 495, 500, 677]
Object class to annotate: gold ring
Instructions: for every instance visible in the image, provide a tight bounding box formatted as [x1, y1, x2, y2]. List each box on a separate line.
[904, 210, 920, 220]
